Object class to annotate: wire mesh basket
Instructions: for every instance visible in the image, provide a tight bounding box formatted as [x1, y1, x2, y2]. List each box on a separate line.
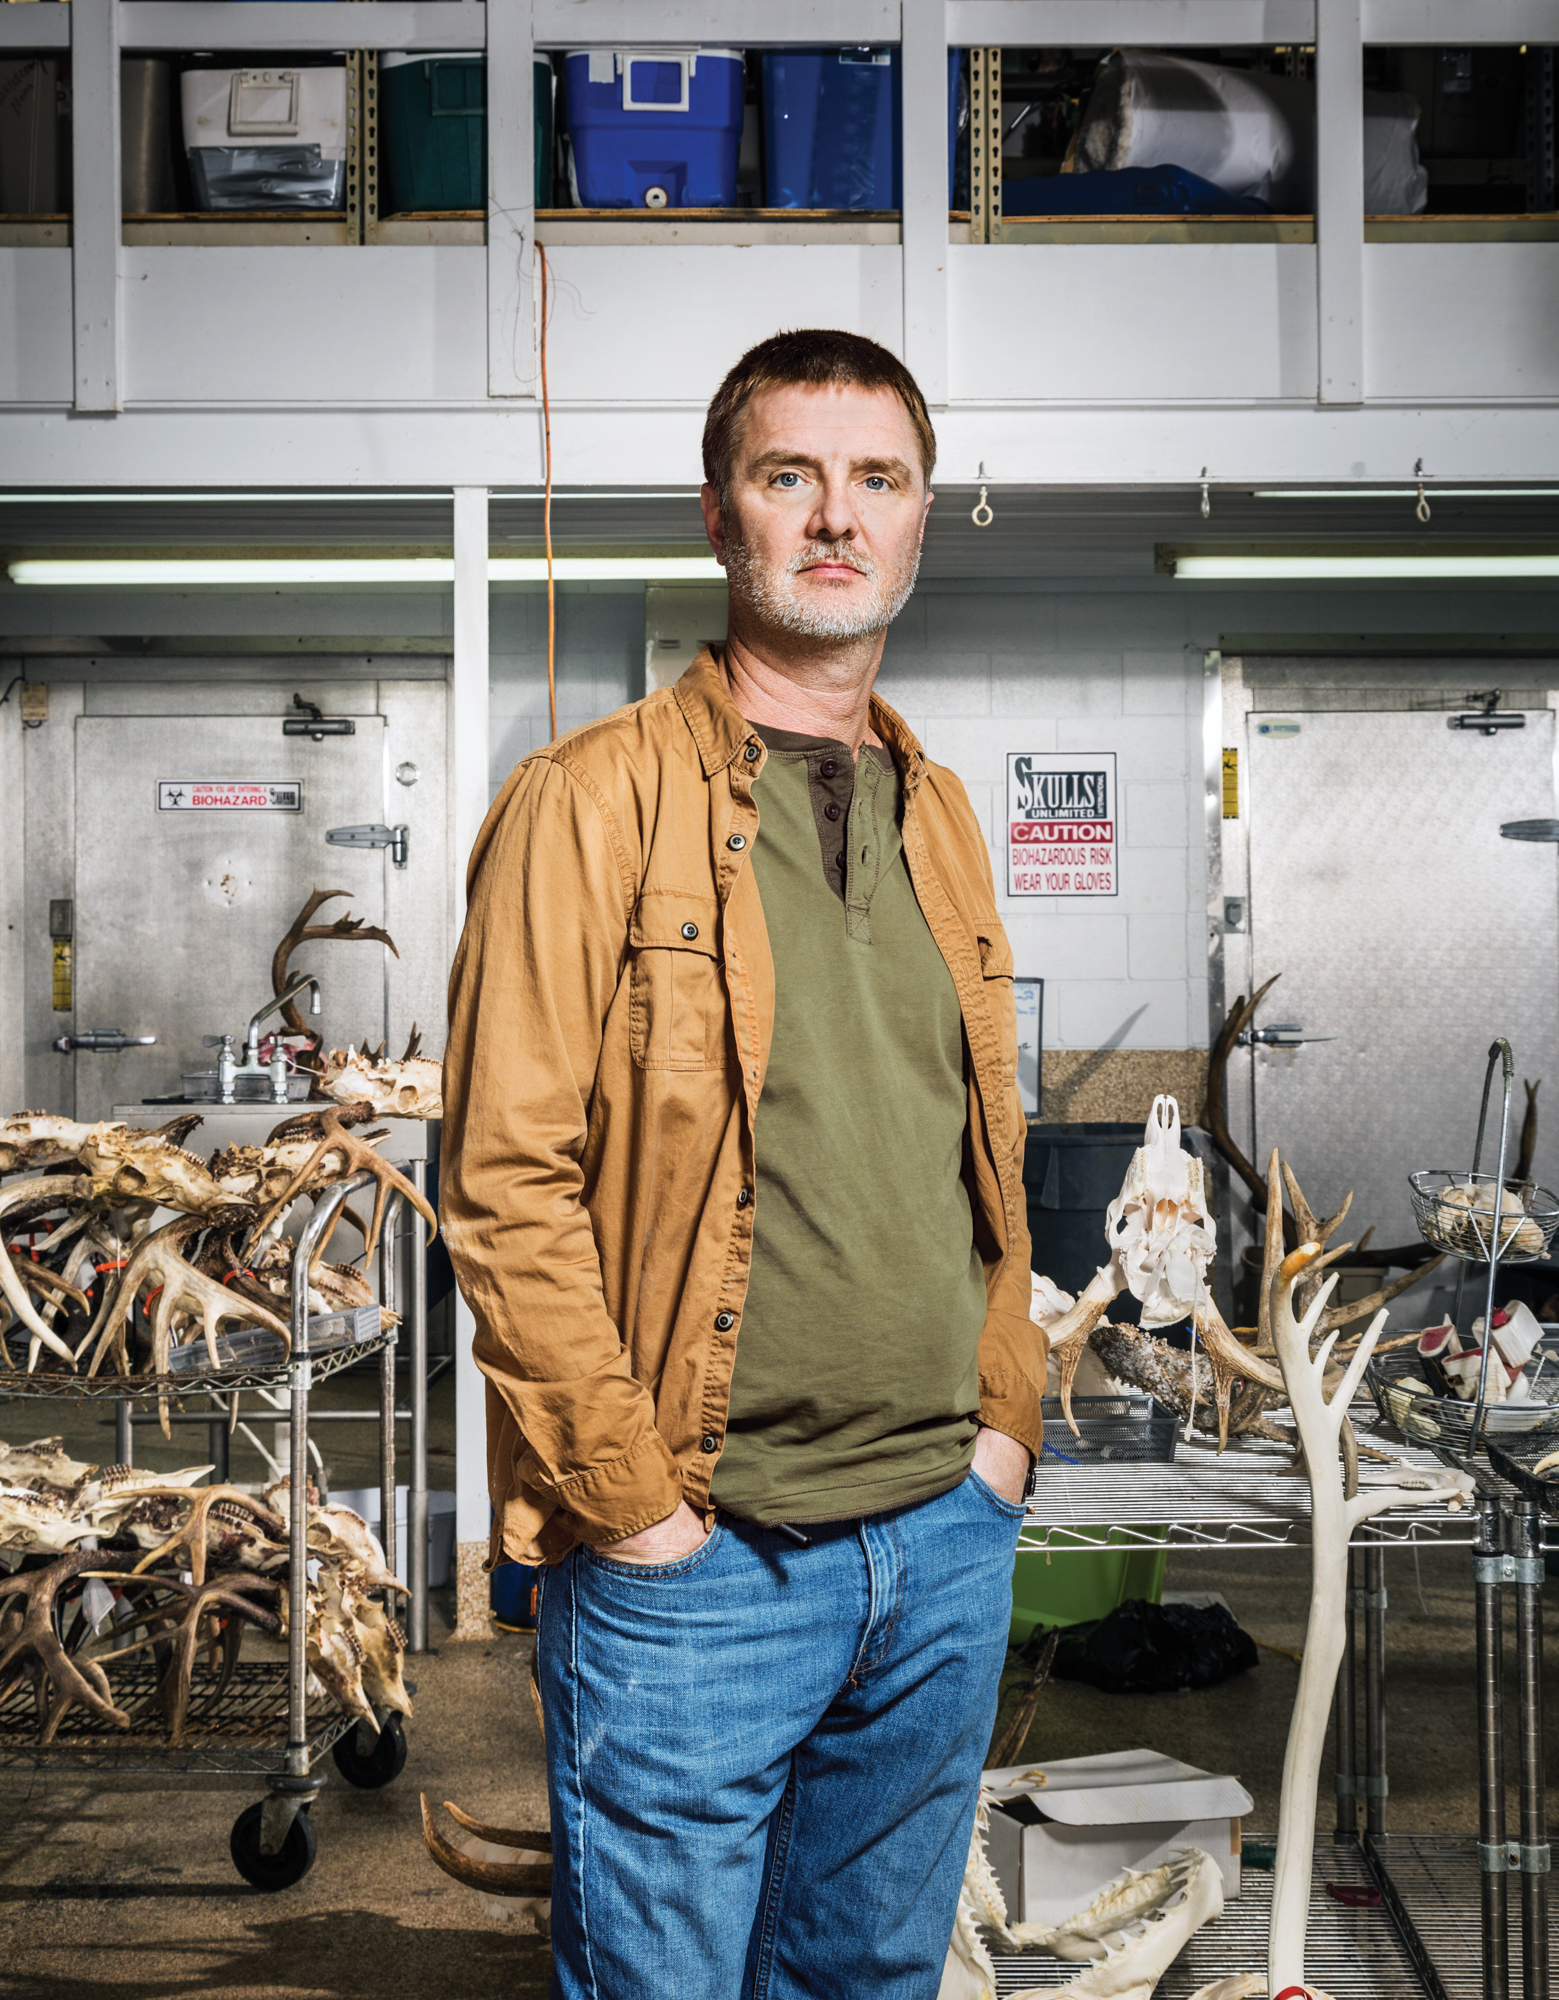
[1366, 1348, 1559, 1458]
[1486, 1433, 1559, 1514]
[1040, 1394, 1179, 1465]
[1408, 1170, 1559, 1264]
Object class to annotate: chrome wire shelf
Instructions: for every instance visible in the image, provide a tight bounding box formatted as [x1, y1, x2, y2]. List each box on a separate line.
[0, 1660, 355, 1776]
[0, 1330, 391, 1403]
[993, 1839, 1422, 1999]
[1363, 1834, 1559, 2000]
[1017, 1420, 1493, 1553]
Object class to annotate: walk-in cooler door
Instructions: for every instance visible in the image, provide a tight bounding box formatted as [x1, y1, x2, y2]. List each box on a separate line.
[72, 714, 392, 1124]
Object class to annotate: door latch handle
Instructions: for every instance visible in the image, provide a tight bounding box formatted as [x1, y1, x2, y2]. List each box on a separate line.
[51, 1030, 158, 1053]
[1237, 1024, 1336, 1049]
[326, 823, 409, 868]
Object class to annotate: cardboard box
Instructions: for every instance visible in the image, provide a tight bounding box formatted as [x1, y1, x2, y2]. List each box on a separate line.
[982, 1749, 1252, 1927]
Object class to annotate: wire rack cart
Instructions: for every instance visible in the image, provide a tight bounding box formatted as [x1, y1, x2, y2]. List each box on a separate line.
[0, 1170, 409, 1889]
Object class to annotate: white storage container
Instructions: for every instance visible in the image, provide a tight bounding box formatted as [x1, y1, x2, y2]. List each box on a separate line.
[981, 1749, 1252, 1927]
[180, 65, 347, 211]
[333, 1487, 457, 1591]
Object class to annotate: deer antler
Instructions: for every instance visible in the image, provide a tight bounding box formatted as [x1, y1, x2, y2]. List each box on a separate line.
[0, 1549, 131, 1743]
[0, 1176, 95, 1368]
[1204, 976, 1288, 1229]
[118, 1485, 287, 1588]
[247, 1105, 437, 1262]
[93, 1570, 281, 1746]
[272, 888, 400, 1096]
[83, 1214, 291, 1387]
[420, 1795, 555, 1898]
[1264, 1245, 1472, 1997]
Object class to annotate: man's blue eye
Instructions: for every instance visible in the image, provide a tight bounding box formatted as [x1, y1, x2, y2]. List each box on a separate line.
[776, 472, 802, 487]
[864, 477, 888, 490]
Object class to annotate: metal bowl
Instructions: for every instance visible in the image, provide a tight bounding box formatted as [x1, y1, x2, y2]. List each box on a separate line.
[1408, 1169, 1559, 1264]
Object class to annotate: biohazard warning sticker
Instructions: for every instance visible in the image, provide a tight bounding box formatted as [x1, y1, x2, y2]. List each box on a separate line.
[1006, 752, 1117, 897]
[157, 781, 302, 812]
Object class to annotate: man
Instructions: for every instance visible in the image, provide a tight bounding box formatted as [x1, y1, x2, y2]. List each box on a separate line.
[443, 328, 1043, 2000]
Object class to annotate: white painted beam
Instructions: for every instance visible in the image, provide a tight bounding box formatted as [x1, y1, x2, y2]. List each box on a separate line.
[9, 401, 1559, 491]
[450, 484, 490, 1561]
[1316, 0, 1364, 407]
[951, 0, 1559, 40]
[121, 3, 485, 51]
[489, 0, 537, 399]
[72, 0, 121, 414]
[0, 6, 70, 52]
[534, 0, 897, 40]
[902, 0, 948, 405]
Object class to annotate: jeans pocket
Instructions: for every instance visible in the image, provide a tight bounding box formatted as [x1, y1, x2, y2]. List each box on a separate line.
[580, 1524, 726, 1580]
[965, 1468, 1028, 1522]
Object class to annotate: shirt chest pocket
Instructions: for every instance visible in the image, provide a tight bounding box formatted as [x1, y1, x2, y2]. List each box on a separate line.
[628, 894, 728, 1071]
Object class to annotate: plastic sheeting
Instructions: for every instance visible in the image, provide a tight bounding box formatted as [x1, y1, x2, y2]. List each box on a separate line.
[188, 145, 346, 211]
[1073, 49, 1428, 215]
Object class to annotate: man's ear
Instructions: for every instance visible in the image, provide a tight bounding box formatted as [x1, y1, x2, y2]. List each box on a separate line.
[700, 482, 727, 565]
[918, 486, 934, 547]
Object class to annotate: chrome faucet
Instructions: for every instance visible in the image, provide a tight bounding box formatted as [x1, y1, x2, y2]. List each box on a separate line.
[233, 973, 321, 1103]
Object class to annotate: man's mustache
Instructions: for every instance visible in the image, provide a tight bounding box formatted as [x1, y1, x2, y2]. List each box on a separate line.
[788, 541, 875, 579]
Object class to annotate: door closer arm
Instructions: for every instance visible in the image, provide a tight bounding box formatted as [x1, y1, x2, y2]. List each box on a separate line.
[326, 823, 409, 868]
[1236, 1024, 1336, 1049]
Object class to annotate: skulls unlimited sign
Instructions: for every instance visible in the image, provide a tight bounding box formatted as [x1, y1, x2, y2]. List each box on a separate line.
[1007, 752, 1117, 898]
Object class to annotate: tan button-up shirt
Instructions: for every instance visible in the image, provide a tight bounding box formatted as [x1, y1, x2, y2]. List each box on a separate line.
[441, 650, 1042, 1566]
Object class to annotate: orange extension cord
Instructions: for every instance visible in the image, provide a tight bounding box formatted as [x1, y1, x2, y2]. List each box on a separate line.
[540, 245, 557, 741]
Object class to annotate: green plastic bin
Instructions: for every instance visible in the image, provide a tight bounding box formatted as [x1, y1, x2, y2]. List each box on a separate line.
[380, 53, 554, 213]
[1009, 1530, 1167, 1645]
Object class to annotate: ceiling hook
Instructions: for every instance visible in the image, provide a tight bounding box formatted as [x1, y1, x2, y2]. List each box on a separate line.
[971, 463, 994, 528]
[1200, 467, 1211, 520]
[1414, 457, 1431, 525]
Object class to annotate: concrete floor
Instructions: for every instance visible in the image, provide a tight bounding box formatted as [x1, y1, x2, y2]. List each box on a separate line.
[0, 1372, 1551, 1996]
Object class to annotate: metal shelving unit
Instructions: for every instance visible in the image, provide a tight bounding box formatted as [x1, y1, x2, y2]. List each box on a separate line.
[1017, 1402, 1549, 2000]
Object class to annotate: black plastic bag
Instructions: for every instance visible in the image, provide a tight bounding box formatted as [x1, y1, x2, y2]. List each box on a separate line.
[1049, 1598, 1258, 1694]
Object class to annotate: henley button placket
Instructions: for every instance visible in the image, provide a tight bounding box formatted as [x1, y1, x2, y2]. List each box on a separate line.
[700, 1433, 720, 1453]
[714, 1311, 735, 1331]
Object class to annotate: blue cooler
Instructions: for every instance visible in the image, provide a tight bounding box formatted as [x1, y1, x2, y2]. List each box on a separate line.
[491, 1559, 541, 1631]
[564, 47, 744, 209]
[762, 48, 963, 210]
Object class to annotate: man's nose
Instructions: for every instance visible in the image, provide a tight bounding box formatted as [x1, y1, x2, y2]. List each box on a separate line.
[807, 477, 858, 546]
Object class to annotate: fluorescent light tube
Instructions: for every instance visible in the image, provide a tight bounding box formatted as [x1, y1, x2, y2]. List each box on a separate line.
[488, 556, 722, 581]
[1172, 552, 1559, 580]
[1253, 489, 1559, 500]
[7, 555, 724, 586]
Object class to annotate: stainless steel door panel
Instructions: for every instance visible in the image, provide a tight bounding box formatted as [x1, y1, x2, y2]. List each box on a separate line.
[1246, 708, 1559, 1248]
[74, 716, 388, 1124]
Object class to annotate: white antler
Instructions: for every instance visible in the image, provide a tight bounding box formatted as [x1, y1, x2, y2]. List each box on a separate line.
[1265, 1243, 1472, 1996]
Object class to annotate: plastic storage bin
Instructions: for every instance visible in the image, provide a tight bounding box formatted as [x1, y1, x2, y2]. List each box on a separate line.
[1003, 163, 1270, 218]
[380, 53, 554, 213]
[564, 47, 743, 209]
[1009, 1533, 1167, 1644]
[491, 1559, 542, 1631]
[761, 48, 963, 210]
[181, 65, 347, 211]
[334, 1486, 458, 1591]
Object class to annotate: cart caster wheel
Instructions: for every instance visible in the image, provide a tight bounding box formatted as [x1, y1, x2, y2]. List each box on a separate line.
[332, 1711, 408, 1789]
[230, 1800, 318, 1890]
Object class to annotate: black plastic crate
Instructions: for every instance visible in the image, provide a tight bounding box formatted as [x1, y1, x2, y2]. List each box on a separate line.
[1039, 1394, 1179, 1465]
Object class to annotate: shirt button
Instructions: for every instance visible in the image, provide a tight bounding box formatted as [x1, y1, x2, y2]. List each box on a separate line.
[820, 759, 838, 778]
[700, 1433, 720, 1453]
[736, 1187, 751, 1208]
[744, 743, 761, 762]
[714, 1311, 735, 1331]
[727, 833, 747, 851]
[681, 921, 699, 939]
[824, 803, 841, 821]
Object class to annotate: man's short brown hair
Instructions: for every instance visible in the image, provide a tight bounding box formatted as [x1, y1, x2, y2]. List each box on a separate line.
[702, 329, 937, 505]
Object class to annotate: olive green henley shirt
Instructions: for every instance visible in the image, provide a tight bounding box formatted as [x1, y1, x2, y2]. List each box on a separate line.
[708, 724, 987, 1525]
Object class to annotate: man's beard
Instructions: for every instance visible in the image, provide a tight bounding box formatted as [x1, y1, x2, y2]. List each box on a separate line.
[723, 527, 921, 642]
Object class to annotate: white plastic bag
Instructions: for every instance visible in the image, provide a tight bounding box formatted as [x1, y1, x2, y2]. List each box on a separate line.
[1073, 49, 1427, 215]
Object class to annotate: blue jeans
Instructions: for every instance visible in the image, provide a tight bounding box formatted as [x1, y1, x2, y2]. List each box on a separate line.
[535, 1469, 1024, 2000]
